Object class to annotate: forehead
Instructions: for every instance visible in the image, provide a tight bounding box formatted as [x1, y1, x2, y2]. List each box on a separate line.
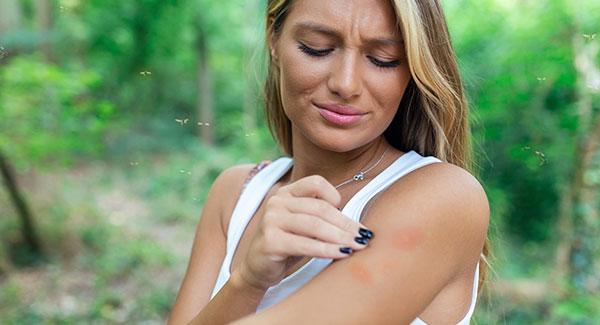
[284, 0, 399, 37]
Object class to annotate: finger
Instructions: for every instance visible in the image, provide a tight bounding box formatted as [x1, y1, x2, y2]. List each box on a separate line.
[280, 175, 341, 208]
[285, 197, 368, 235]
[275, 231, 357, 259]
[278, 213, 368, 251]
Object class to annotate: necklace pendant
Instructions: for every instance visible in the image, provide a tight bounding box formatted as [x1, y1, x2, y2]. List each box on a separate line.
[353, 172, 365, 181]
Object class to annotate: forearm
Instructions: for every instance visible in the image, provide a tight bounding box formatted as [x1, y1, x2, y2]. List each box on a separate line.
[188, 271, 268, 325]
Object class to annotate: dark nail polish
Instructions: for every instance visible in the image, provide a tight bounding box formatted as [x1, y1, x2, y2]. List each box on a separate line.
[354, 236, 368, 245]
[340, 246, 353, 254]
[359, 227, 374, 239]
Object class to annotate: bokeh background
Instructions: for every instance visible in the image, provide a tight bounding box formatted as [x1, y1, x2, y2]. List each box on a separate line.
[1, 0, 599, 323]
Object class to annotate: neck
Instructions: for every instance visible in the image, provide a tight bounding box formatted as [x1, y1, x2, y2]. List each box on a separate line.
[284, 125, 394, 188]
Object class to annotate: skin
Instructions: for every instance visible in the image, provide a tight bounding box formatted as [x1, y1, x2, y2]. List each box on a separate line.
[229, 0, 488, 323]
[169, 0, 489, 323]
[392, 226, 427, 251]
[229, 164, 489, 324]
[348, 260, 374, 285]
[271, 0, 410, 184]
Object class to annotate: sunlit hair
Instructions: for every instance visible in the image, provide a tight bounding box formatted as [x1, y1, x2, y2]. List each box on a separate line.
[264, 0, 490, 293]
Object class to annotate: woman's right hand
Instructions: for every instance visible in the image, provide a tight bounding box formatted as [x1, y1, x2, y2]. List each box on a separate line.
[234, 175, 374, 291]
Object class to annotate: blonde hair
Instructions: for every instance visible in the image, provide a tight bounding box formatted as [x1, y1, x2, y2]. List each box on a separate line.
[264, 0, 490, 293]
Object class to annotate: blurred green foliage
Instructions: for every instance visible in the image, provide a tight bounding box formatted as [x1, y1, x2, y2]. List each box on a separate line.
[0, 55, 114, 169]
[0, 0, 599, 323]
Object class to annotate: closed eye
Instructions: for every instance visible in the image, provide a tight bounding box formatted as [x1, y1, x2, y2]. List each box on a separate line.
[368, 56, 400, 68]
[297, 42, 333, 57]
[297, 42, 400, 69]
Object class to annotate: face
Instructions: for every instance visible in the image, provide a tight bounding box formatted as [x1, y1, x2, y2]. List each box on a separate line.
[270, 0, 411, 152]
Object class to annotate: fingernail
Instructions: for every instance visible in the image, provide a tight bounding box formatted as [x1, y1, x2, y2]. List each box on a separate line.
[340, 246, 353, 254]
[354, 236, 368, 245]
[358, 227, 374, 239]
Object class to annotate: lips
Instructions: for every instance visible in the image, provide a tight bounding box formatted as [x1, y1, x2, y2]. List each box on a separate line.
[314, 102, 366, 126]
[315, 103, 365, 116]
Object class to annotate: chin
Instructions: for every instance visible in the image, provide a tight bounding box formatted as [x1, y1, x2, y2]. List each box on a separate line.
[306, 128, 371, 153]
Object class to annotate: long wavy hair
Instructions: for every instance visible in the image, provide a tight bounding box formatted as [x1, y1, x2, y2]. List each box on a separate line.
[264, 0, 490, 293]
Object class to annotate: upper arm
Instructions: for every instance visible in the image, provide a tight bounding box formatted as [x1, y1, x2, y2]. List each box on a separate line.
[231, 162, 490, 324]
[168, 163, 256, 325]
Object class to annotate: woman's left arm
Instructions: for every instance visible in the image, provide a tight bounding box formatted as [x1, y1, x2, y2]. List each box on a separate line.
[229, 162, 489, 324]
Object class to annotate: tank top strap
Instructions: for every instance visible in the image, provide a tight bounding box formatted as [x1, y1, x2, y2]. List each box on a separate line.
[456, 261, 480, 324]
[210, 157, 293, 300]
[225, 157, 293, 255]
[240, 160, 272, 194]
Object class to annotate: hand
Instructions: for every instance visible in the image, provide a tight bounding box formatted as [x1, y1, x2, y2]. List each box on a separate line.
[234, 175, 374, 291]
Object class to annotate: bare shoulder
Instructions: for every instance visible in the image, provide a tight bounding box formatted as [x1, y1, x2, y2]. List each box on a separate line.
[213, 163, 258, 189]
[376, 160, 489, 229]
[366, 160, 490, 270]
[211, 163, 267, 237]
[392, 161, 489, 225]
[389, 161, 488, 207]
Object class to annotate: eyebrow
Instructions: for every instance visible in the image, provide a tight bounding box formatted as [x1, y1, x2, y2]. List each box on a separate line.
[292, 21, 403, 47]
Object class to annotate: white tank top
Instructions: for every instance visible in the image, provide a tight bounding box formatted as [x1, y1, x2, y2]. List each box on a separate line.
[210, 150, 479, 324]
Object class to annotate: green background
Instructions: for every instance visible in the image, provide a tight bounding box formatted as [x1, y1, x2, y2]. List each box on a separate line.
[1, 0, 599, 323]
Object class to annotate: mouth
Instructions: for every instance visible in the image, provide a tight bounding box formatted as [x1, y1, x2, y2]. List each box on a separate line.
[313, 102, 366, 127]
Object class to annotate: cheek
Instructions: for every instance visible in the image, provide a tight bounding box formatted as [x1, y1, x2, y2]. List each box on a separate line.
[280, 61, 322, 121]
[279, 48, 326, 99]
[366, 67, 411, 117]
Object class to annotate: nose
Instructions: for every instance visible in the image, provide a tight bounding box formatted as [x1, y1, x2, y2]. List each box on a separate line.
[327, 51, 362, 100]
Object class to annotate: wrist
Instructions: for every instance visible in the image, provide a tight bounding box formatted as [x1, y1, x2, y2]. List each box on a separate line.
[230, 269, 270, 296]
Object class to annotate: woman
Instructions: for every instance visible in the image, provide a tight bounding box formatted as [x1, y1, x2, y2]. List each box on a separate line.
[169, 0, 490, 323]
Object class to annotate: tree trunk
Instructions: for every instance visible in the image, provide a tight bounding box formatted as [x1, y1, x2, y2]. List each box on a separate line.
[570, 36, 600, 291]
[34, 0, 53, 62]
[0, 0, 39, 268]
[0, 151, 43, 255]
[0, 0, 22, 63]
[196, 28, 215, 145]
[0, 0, 22, 35]
[553, 30, 600, 304]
